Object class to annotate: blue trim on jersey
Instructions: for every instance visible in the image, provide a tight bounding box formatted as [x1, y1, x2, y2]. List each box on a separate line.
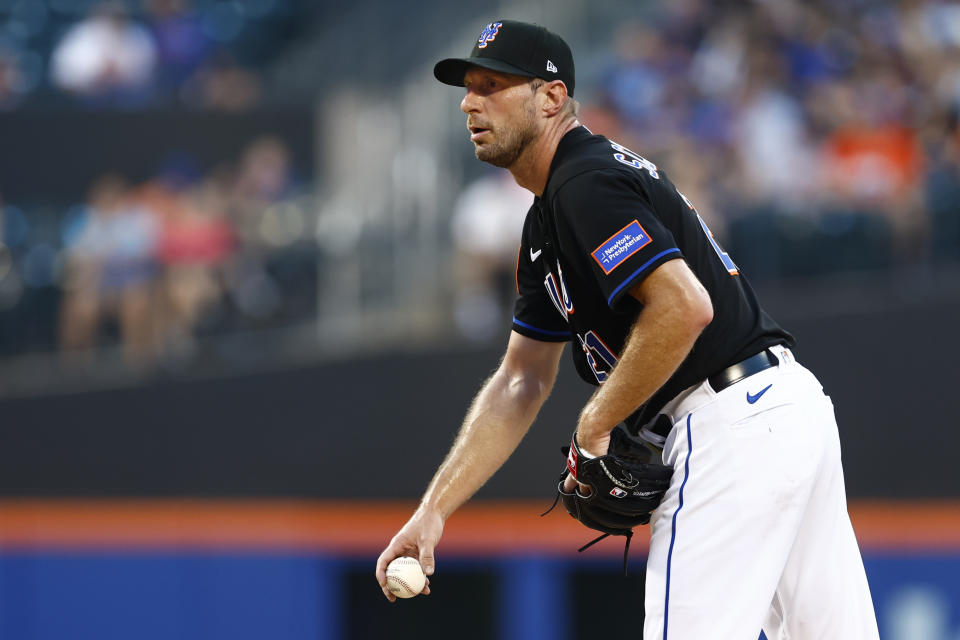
[664, 413, 693, 640]
[512, 317, 571, 337]
[606, 248, 682, 306]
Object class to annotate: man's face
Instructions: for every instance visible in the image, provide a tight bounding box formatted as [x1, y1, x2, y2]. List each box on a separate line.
[461, 67, 540, 168]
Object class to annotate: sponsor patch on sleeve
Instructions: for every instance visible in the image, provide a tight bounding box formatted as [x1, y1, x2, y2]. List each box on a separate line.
[591, 220, 652, 274]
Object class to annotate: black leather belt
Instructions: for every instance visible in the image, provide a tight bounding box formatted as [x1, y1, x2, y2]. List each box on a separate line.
[707, 348, 779, 393]
[641, 348, 782, 443]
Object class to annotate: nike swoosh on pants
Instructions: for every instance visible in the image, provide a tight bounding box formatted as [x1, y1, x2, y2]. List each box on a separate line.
[746, 384, 773, 404]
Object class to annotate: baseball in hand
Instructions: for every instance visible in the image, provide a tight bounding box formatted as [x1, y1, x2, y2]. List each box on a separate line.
[386, 557, 427, 599]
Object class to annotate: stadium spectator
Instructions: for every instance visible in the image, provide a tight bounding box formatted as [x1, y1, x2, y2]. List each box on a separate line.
[152, 172, 234, 360]
[233, 137, 295, 204]
[0, 50, 23, 110]
[59, 175, 160, 367]
[732, 51, 818, 208]
[816, 74, 926, 258]
[223, 137, 297, 323]
[144, 0, 212, 90]
[597, 22, 677, 152]
[450, 169, 531, 342]
[227, 136, 297, 251]
[180, 49, 261, 111]
[50, 1, 158, 105]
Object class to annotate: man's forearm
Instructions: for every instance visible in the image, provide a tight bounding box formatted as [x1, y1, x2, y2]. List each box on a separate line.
[419, 366, 551, 520]
[578, 304, 699, 444]
[577, 265, 714, 454]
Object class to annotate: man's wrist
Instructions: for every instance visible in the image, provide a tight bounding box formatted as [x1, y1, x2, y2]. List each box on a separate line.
[416, 499, 450, 522]
[567, 431, 600, 484]
[575, 417, 611, 456]
[572, 432, 598, 458]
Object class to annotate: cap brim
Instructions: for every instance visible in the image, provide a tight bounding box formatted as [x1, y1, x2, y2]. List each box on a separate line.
[433, 57, 537, 87]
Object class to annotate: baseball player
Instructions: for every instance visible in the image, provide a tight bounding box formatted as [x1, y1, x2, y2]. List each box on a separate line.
[376, 20, 880, 639]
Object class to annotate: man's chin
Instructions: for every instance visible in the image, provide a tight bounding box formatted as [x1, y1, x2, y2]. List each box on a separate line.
[475, 145, 512, 169]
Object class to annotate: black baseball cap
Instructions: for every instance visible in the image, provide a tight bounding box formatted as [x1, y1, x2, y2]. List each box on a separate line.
[434, 20, 575, 97]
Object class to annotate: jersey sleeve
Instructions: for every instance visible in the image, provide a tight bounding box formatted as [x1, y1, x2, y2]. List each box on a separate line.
[511, 206, 571, 342]
[553, 169, 683, 310]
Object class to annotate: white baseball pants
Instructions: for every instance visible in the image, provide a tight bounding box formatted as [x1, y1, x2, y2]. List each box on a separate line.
[642, 346, 880, 640]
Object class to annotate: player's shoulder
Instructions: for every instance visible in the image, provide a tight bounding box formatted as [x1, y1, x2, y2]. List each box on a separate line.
[545, 128, 662, 203]
[548, 128, 626, 186]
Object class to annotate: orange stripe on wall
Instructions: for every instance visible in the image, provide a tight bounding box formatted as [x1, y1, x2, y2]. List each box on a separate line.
[0, 500, 957, 555]
[847, 500, 960, 551]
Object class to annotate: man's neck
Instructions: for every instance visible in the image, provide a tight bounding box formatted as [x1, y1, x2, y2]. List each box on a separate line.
[509, 118, 580, 196]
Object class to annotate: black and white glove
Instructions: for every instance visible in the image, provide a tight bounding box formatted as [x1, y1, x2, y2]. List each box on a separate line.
[560, 426, 673, 535]
[543, 426, 673, 573]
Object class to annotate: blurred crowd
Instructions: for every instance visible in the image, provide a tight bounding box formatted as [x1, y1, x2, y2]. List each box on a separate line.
[3, 0, 960, 361]
[0, 136, 317, 367]
[0, 0, 302, 111]
[576, 0, 960, 274]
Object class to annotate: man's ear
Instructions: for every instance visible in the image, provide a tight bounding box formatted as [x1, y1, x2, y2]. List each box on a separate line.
[540, 80, 569, 116]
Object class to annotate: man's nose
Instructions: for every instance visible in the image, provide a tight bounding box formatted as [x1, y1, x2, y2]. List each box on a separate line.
[461, 89, 480, 114]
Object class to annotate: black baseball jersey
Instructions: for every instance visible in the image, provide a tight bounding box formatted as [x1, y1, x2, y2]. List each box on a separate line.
[512, 126, 794, 423]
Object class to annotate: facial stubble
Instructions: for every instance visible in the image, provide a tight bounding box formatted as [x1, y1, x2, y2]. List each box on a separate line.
[473, 97, 539, 169]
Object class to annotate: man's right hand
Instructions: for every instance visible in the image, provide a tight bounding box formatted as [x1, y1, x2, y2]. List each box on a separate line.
[375, 506, 444, 602]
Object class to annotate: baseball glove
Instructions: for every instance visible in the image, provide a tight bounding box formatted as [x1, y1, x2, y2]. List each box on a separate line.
[543, 426, 673, 573]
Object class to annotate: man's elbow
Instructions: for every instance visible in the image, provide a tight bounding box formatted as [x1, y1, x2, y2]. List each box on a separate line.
[506, 370, 554, 407]
[689, 291, 714, 332]
[674, 287, 713, 338]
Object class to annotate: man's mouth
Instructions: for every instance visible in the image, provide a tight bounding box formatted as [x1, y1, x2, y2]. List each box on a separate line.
[469, 124, 490, 142]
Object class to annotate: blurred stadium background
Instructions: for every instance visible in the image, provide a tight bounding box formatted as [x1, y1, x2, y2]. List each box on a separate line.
[0, 0, 958, 638]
